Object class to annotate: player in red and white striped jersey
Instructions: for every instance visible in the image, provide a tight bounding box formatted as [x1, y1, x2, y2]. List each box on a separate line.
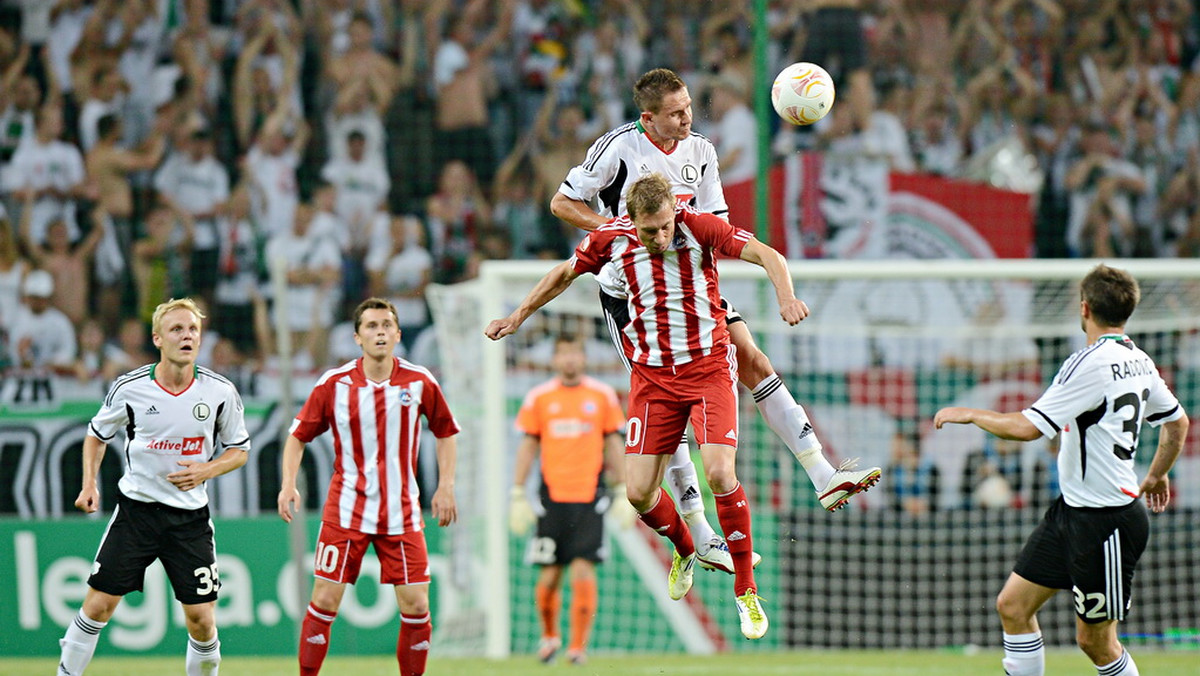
[278, 298, 459, 676]
[487, 174, 806, 640]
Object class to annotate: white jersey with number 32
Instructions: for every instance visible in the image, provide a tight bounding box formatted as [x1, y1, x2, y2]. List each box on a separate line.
[1022, 335, 1183, 508]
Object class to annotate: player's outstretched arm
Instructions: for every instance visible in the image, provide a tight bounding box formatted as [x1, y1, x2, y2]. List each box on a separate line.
[75, 435, 107, 513]
[485, 261, 581, 340]
[277, 434, 307, 522]
[738, 237, 809, 325]
[1139, 414, 1189, 513]
[933, 407, 1042, 441]
[431, 435, 458, 527]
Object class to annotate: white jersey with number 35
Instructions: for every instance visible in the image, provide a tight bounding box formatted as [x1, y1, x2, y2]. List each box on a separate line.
[1022, 335, 1183, 508]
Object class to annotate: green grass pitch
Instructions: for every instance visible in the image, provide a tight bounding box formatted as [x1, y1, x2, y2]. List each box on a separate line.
[5, 650, 1197, 675]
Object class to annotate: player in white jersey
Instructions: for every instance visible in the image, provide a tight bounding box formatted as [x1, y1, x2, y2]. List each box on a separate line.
[551, 68, 879, 571]
[935, 265, 1188, 676]
[57, 298, 251, 676]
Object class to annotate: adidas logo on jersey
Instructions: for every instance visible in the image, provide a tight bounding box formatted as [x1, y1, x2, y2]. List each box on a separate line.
[727, 530, 746, 541]
[725, 429, 738, 441]
[305, 634, 327, 645]
[799, 423, 813, 438]
[411, 640, 431, 651]
[146, 406, 160, 415]
[680, 486, 700, 502]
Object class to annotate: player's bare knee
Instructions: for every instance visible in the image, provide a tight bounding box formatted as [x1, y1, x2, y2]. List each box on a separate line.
[625, 483, 656, 512]
[735, 345, 774, 388]
[704, 466, 737, 495]
[182, 607, 217, 640]
[994, 591, 1029, 626]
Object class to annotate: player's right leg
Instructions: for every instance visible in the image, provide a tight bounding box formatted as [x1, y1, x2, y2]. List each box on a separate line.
[727, 314, 880, 511]
[995, 573, 1056, 676]
[300, 522, 371, 675]
[181, 602, 220, 676]
[58, 589, 121, 676]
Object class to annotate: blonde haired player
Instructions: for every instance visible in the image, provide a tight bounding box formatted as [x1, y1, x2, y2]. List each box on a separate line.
[58, 298, 251, 676]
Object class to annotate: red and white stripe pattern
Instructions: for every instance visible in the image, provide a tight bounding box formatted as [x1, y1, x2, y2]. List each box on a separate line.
[291, 358, 460, 535]
[573, 203, 751, 367]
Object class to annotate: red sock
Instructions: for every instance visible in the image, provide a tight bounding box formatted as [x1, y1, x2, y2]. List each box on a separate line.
[299, 603, 336, 676]
[714, 483, 756, 596]
[568, 577, 597, 652]
[638, 488, 695, 557]
[397, 612, 432, 676]
[534, 582, 561, 640]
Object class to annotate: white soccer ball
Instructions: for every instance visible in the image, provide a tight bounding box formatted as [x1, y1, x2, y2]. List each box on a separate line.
[771, 62, 836, 126]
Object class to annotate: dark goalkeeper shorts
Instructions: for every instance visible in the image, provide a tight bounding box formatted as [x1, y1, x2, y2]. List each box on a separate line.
[1013, 496, 1149, 623]
[524, 492, 608, 567]
[89, 492, 221, 605]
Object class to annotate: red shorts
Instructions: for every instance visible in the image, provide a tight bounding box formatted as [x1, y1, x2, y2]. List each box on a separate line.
[625, 346, 739, 456]
[313, 522, 431, 586]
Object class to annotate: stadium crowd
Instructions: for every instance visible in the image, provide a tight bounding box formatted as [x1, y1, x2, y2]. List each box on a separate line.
[0, 0, 1198, 380]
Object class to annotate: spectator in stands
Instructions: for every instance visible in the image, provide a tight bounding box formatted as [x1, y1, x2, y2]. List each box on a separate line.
[7, 103, 88, 245]
[1158, 147, 1200, 258]
[108, 0, 165, 145]
[76, 65, 127, 152]
[18, 193, 105, 328]
[0, 206, 30, 335]
[171, 0, 228, 125]
[430, 0, 513, 187]
[325, 11, 399, 113]
[244, 109, 307, 239]
[46, 0, 93, 105]
[426, 159, 491, 285]
[886, 428, 938, 516]
[1030, 93, 1079, 258]
[213, 183, 265, 358]
[264, 203, 341, 371]
[961, 436, 1025, 509]
[366, 214, 432, 353]
[320, 129, 389, 245]
[909, 97, 963, 177]
[86, 111, 167, 231]
[72, 316, 108, 382]
[1064, 121, 1146, 257]
[493, 140, 550, 258]
[0, 70, 40, 163]
[232, 18, 300, 151]
[133, 204, 191, 324]
[8, 269, 77, 375]
[703, 73, 757, 185]
[102, 316, 156, 379]
[795, 0, 876, 133]
[155, 126, 229, 310]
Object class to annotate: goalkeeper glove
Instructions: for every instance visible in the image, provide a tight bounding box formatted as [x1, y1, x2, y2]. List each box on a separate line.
[509, 485, 536, 536]
[607, 483, 638, 530]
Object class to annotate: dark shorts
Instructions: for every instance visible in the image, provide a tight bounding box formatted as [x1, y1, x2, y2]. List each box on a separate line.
[599, 291, 744, 372]
[525, 491, 607, 566]
[1013, 496, 1149, 623]
[800, 7, 868, 78]
[89, 492, 220, 604]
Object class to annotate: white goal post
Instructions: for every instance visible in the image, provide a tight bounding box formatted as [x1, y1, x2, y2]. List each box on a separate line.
[427, 258, 1200, 657]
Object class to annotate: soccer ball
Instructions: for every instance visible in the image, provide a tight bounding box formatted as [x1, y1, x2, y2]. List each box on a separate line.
[771, 62, 835, 126]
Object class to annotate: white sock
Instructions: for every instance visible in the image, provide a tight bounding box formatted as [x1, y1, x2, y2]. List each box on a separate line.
[752, 374, 835, 488]
[664, 443, 717, 545]
[58, 611, 106, 676]
[1002, 631, 1044, 676]
[1097, 649, 1138, 676]
[186, 633, 221, 676]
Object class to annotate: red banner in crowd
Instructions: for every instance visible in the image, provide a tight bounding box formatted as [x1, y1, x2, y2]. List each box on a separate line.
[723, 155, 1034, 260]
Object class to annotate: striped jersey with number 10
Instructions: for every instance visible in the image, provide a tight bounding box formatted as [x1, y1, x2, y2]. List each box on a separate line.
[570, 202, 752, 368]
[1022, 334, 1184, 508]
[89, 364, 251, 510]
[289, 357, 461, 535]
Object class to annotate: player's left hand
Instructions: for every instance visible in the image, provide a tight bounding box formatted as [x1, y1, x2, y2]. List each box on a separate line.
[934, 407, 972, 429]
[167, 460, 208, 491]
[432, 485, 457, 526]
[484, 317, 519, 341]
[778, 298, 809, 325]
[1139, 473, 1171, 513]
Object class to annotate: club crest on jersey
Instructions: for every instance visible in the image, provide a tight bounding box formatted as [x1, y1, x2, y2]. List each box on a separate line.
[680, 163, 699, 184]
[399, 388, 415, 406]
[193, 402, 211, 421]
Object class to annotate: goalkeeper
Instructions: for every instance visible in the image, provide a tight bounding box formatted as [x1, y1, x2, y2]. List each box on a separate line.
[509, 334, 634, 666]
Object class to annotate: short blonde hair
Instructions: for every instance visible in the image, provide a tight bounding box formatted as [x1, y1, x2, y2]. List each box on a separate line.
[152, 298, 206, 335]
[625, 173, 675, 221]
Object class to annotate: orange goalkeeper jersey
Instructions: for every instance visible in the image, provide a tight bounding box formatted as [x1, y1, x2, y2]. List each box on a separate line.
[515, 376, 625, 503]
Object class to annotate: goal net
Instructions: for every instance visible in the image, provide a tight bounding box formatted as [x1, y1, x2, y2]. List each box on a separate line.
[427, 258, 1200, 656]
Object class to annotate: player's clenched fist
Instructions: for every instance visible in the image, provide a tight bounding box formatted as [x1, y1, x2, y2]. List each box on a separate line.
[485, 317, 519, 341]
[778, 298, 809, 325]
